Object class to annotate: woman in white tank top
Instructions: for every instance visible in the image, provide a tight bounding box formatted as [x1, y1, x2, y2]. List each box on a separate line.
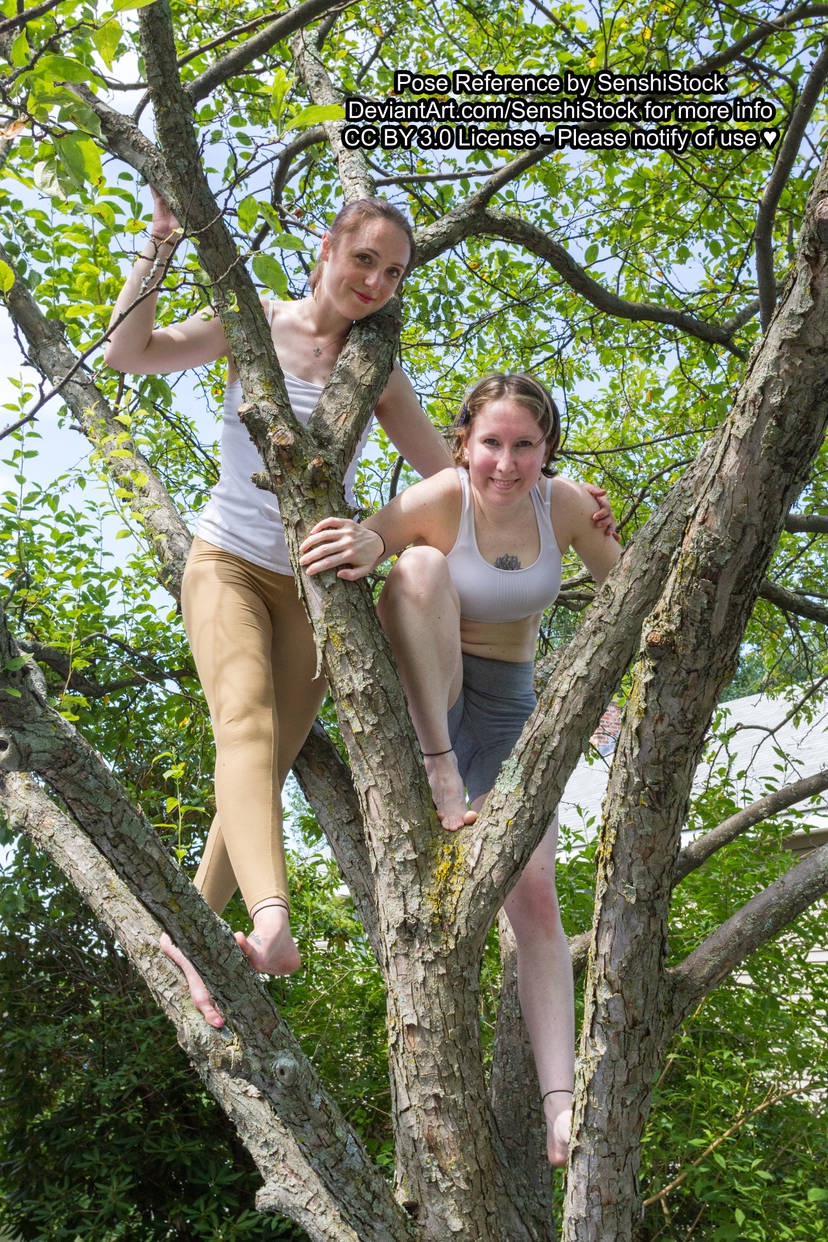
[105, 191, 452, 1026]
[302, 373, 621, 1165]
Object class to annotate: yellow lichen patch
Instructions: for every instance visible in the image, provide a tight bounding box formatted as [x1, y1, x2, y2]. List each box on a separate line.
[426, 835, 466, 927]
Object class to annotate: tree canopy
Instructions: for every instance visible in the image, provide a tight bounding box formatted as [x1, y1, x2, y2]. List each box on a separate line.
[1, 1, 827, 1240]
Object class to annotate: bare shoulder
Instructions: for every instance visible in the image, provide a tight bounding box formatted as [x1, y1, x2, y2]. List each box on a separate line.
[264, 297, 299, 333]
[383, 466, 461, 551]
[401, 465, 461, 509]
[549, 474, 620, 584]
[548, 474, 597, 524]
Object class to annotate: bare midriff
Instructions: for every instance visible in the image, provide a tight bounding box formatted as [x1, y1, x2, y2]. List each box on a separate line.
[459, 612, 542, 663]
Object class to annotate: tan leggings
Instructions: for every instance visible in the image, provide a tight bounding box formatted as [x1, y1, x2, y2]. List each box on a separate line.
[181, 537, 326, 914]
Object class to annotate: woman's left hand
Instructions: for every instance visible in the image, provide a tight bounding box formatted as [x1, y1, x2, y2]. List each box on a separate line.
[583, 484, 620, 542]
[299, 517, 386, 579]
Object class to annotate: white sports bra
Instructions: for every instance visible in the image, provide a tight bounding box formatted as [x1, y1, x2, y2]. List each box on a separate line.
[445, 467, 562, 623]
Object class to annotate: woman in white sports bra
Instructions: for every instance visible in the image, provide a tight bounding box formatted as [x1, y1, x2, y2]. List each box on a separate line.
[302, 373, 620, 1164]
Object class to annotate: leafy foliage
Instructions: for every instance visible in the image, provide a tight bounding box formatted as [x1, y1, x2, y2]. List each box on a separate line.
[0, 0, 827, 1237]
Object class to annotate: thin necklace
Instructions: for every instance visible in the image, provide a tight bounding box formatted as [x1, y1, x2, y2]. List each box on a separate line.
[312, 328, 349, 357]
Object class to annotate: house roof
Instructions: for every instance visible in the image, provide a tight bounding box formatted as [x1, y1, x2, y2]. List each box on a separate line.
[559, 691, 828, 842]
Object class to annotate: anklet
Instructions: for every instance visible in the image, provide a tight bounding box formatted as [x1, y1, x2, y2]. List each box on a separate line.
[422, 747, 453, 757]
[250, 897, 290, 918]
[542, 1089, 574, 1104]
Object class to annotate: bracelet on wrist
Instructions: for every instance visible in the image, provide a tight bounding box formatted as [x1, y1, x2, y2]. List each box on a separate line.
[369, 528, 387, 563]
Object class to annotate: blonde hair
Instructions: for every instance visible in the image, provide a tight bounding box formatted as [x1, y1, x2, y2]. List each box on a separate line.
[451, 373, 562, 477]
[308, 198, 416, 292]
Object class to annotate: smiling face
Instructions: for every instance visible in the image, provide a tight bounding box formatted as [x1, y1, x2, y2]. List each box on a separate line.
[463, 398, 550, 507]
[315, 218, 412, 320]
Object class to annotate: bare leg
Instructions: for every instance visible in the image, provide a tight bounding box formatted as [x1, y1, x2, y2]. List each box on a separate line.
[487, 805, 574, 1166]
[377, 547, 476, 832]
[159, 898, 301, 1028]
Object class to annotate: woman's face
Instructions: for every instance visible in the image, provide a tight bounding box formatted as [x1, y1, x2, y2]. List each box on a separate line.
[463, 398, 549, 506]
[316, 219, 411, 319]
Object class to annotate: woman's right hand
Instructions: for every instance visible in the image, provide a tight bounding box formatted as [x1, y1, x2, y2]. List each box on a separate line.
[299, 517, 386, 580]
[149, 186, 180, 240]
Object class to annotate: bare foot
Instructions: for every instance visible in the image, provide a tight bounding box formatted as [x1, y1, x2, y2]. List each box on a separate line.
[234, 901, 301, 975]
[159, 932, 224, 1029]
[422, 749, 477, 832]
[544, 1093, 573, 1167]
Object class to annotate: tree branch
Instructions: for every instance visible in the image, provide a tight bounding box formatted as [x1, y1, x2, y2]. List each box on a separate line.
[670, 842, 828, 1021]
[561, 140, 828, 1234]
[758, 577, 828, 624]
[755, 38, 828, 330]
[479, 208, 748, 355]
[16, 636, 194, 700]
[0, 769, 412, 1242]
[785, 511, 828, 533]
[567, 767, 828, 983]
[66, 83, 172, 191]
[290, 27, 375, 199]
[291, 721, 380, 956]
[686, 5, 828, 74]
[188, 0, 357, 104]
[675, 767, 828, 883]
[0, 244, 192, 598]
[642, 1083, 824, 1209]
[0, 606, 413, 1242]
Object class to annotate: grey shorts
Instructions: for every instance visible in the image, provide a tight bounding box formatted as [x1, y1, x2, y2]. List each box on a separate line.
[447, 652, 536, 804]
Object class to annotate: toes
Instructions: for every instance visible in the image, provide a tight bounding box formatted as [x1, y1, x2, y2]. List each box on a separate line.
[159, 933, 224, 1029]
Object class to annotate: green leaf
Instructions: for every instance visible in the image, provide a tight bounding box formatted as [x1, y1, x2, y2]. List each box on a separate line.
[9, 28, 30, 67]
[807, 1188, 828, 1202]
[269, 233, 306, 252]
[91, 19, 122, 71]
[33, 159, 65, 199]
[270, 66, 292, 123]
[0, 260, 14, 294]
[283, 103, 344, 133]
[251, 253, 287, 296]
[112, 0, 158, 10]
[237, 195, 259, 233]
[55, 134, 103, 189]
[34, 54, 92, 84]
[3, 654, 32, 672]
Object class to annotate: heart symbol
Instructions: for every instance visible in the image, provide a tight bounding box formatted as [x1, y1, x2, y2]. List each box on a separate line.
[761, 129, 779, 149]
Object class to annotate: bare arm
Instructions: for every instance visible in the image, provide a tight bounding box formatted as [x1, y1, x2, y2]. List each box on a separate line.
[299, 468, 460, 580]
[374, 365, 452, 479]
[104, 190, 228, 375]
[550, 476, 622, 585]
[582, 482, 620, 540]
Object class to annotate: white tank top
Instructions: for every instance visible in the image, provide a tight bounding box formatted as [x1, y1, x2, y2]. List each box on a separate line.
[446, 467, 562, 623]
[196, 367, 371, 575]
